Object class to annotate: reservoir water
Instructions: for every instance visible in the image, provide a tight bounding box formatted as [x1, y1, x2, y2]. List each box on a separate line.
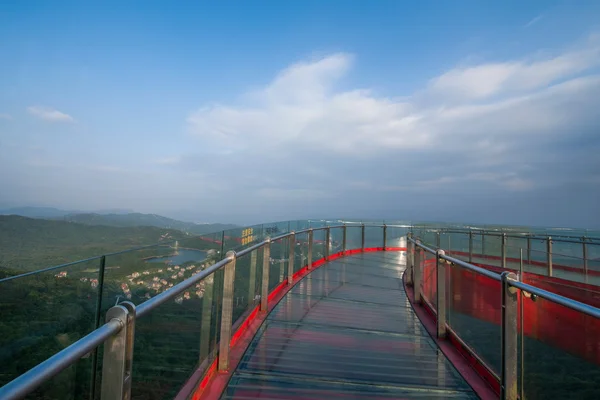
[147, 249, 207, 265]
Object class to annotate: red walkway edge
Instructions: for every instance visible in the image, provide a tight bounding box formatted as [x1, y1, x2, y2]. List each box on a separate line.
[178, 247, 406, 400]
[405, 281, 499, 399]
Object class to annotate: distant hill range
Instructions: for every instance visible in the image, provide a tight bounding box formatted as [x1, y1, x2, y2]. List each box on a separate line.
[0, 207, 133, 218]
[0, 215, 188, 273]
[55, 213, 238, 235]
[0, 207, 81, 218]
[0, 208, 238, 235]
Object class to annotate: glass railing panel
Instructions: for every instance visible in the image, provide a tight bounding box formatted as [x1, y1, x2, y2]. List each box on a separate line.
[447, 264, 501, 377]
[100, 241, 221, 400]
[506, 236, 527, 261]
[550, 253, 587, 283]
[589, 242, 600, 277]
[307, 219, 326, 229]
[520, 293, 600, 400]
[529, 237, 548, 262]
[329, 226, 344, 255]
[421, 250, 437, 311]
[102, 242, 208, 309]
[439, 231, 451, 252]
[552, 238, 583, 259]
[222, 225, 255, 254]
[232, 247, 263, 325]
[346, 225, 362, 250]
[0, 258, 101, 399]
[419, 229, 437, 248]
[312, 228, 327, 261]
[521, 268, 600, 309]
[481, 234, 502, 265]
[364, 225, 383, 248]
[268, 237, 288, 291]
[385, 225, 407, 248]
[126, 267, 223, 400]
[293, 231, 307, 273]
[29, 364, 94, 400]
[471, 235, 483, 260]
[522, 248, 552, 277]
[446, 232, 470, 262]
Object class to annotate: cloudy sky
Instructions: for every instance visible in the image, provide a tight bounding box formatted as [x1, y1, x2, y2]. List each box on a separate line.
[0, 1, 599, 227]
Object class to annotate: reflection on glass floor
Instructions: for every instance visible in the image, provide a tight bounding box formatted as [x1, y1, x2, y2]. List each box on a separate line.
[221, 252, 478, 399]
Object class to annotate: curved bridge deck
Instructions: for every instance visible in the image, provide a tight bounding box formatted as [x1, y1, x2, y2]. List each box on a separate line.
[220, 252, 478, 399]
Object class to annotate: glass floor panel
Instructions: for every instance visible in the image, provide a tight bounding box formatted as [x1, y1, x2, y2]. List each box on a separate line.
[221, 252, 478, 399]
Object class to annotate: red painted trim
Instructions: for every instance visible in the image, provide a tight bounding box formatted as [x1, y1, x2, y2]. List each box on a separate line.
[187, 247, 408, 400]
[386, 246, 406, 251]
[230, 306, 259, 348]
[446, 328, 501, 395]
[451, 250, 600, 278]
[404, 277, 498, 400]
[190, 360, 217, 400]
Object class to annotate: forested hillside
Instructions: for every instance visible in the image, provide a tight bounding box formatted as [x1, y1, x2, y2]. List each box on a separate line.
[56, 212, 238, 234]
[0, 215, 186, 273]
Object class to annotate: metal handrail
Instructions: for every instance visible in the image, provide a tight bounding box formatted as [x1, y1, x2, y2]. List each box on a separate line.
[0, 224, 349, 399]
[508, 280, 600, 319]
[0, 320, 123, 400]
[442, 254, 502, 281]
[413, 227, 600, 244]
[408, 236, 600, 318]
[136, 255, 232, 318]
[2, 222, 598, 400]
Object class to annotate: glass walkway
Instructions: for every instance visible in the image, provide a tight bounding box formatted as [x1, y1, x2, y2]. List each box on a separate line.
[220, 252, 478, 399]
[1, 221, 599, 400]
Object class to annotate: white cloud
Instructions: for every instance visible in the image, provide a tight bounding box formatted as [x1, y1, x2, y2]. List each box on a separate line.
[27, 106, 74, 122]
[0, 113, 12, 120]
[428, 41, 600, 100]
[184, 38, 600, 195]
[524, 15, 543, 28]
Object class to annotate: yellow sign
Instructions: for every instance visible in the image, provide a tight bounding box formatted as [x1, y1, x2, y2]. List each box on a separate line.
[241, 228, 254, 245]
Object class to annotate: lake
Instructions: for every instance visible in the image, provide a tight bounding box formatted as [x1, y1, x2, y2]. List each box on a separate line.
[146, 249, 207, 265]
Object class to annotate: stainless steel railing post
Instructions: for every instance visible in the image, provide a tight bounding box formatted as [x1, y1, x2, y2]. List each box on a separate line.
[468, 231, 473, 263]
[414, 244, 422, 304]
[383, 224, 387, 250]
[199, 273, 214, 361]
[583, 237, 588, 284]
[343, 224, 347, 255]
[501, 271, 518, 400]
[482, 232, 486, 257]
[307, 229, 313, 270]
[101, 301, 136, 400]
[261, 239, 270, 312]
[325, 227, 331, 260]
[288, 232, 295, 284]
[406, 235, 413, 285]
[248, 250, 257, 307]
[502, 233, 507, 269]
[218, 251, 236, 371]
[547, 237, 553, 277]
[361, 224, 365, 250]
[436, 250, 447, 338]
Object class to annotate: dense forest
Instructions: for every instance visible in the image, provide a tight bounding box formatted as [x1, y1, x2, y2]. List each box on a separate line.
[54, 213, 238, 235]
[0, 216, 305, 400]
[0, 215, 190, 273]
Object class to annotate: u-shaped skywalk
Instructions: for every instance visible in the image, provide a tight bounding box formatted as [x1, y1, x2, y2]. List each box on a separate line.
[220, 252, 478, 399]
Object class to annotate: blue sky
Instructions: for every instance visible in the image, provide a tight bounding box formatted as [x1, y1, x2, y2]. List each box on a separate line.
[0, 1, 599, 227]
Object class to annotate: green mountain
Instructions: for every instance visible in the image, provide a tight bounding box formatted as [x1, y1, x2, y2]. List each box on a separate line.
[0, 215, 187, 274]
[0, 206, 79, 218]
[56, 212, 238, 234]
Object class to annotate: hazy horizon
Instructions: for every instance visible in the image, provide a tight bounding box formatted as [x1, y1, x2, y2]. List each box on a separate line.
[1, 1, 599, 229]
